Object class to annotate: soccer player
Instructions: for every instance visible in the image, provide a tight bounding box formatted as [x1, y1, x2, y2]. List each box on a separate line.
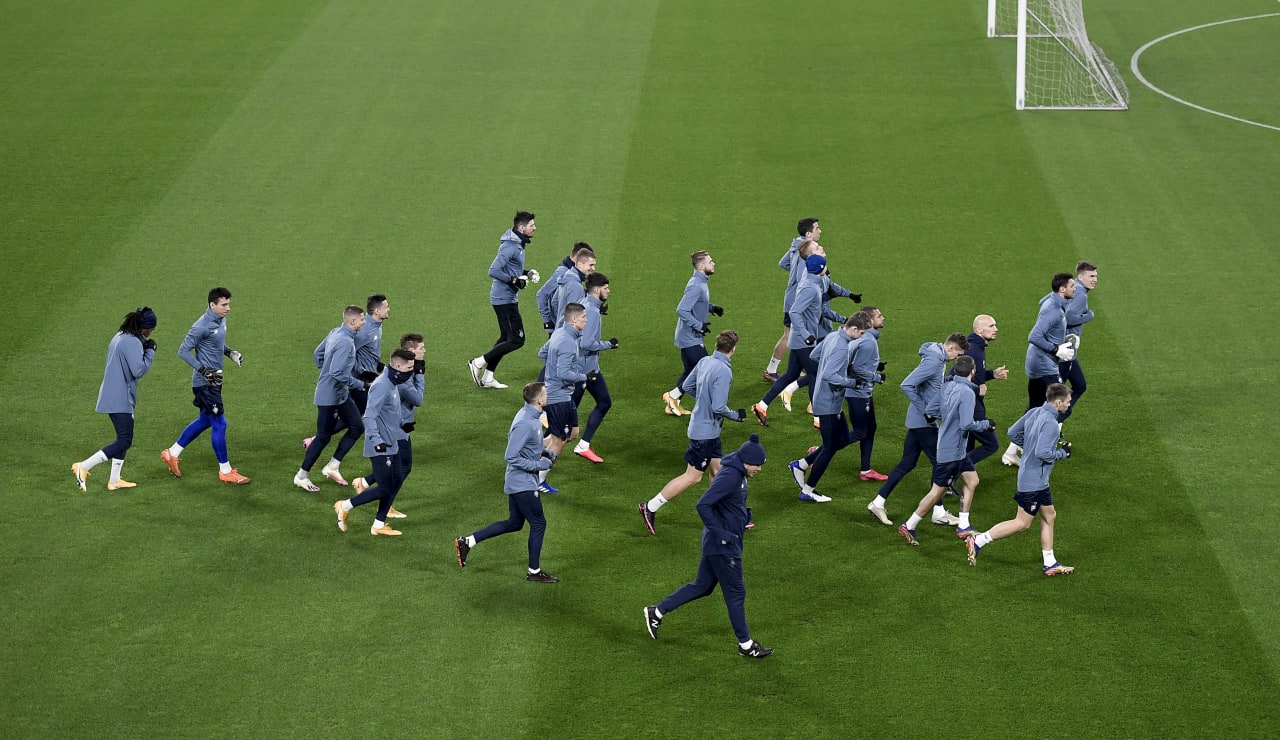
[897, 356, 993, 546]
[866, 332, 968, 526]
[351, 332, 424, 520]
[787, 312, 869, 502]
[73, 307, 157, 491]
[1003, 273, 1075, 466]
[454, 382, 560, 583]
[752, 251, 843, 427]
[468, 211, 541, 390]
[537, 302, 589, 493]
[1059, 261, 1097, 421]
[332, 348, 418, 536]
[849, 307, 888, 484]
[764, 217, 821, 381]
[955, 314, 1008, 467]
[643, 434, 773, 659]
[572, 272, 618, 463]
[352, 294, 389, 408]
[160, 287, 250, 485]
[536, 242, 593, 335]
[662, 251, 719, 417]
[640, 330, 745, 534]
[294, 305, 365, 492]
[966, 383, 1075, 576]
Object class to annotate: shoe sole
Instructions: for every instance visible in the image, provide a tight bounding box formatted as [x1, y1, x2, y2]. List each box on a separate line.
[866, 507, 893, 525]
[467, 362, 483, 388]
[644, 608, 660, 639]
[455, 539, 468, 567]
[638, 504, 656, 535]
[789, 464, 805, 490]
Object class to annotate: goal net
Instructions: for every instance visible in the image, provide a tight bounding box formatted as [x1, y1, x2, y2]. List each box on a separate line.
[990, 0, 1129, 110]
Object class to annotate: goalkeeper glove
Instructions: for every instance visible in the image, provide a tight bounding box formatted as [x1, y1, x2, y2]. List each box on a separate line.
[709, 304, 724, 317]
[1054, 343, 1075, 362]
[510, 275, 529, 290]
[225, 348, 243, 367]
[199, 366, 223, 387]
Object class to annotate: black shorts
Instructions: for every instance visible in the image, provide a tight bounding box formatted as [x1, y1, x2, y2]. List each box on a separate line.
[545, 401, 578, 440]
[1014, 487, 1054, 515]
[192, 385, 225, 416]
[684, 437, 722, 471]
[931, 457, 974, 488]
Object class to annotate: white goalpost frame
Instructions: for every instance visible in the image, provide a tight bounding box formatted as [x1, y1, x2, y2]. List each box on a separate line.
[1000, 0, 1129, 111]
[1016, 0, 1029, 108]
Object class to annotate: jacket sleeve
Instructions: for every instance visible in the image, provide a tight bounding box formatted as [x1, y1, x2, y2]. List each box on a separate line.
[505, 421, 543, 473]
[313, 337, 327, 369]
[789, 287, 818, 339]
[122, 335, 154, 380]
[675, 281, 701, 332]
[1030, 418, 1068, 464]
[488, 242, 521, 283]
[535, 279, 556, 323]
[1007, 412, 1028, 447]
[363, 383, 390, 448]
[398, 373, 424, 408]
[820, 342, 854, 389]
[695, 467, 740, 531]
[826, 278, 852, 298]
[900, 360, 931, 409]
[680, 364, 699, 397]
[330, 341, 362, 390]
[958, 392, 991, 432]
[779, 248, 794, 271]
[709, 369, 735, 421]
[580, 310, 612, 353]
[850, 342, 878, 385]
[178, 321, 204, 371]
[554, 343, 587, 384]
[1028, 305, 1058, 353]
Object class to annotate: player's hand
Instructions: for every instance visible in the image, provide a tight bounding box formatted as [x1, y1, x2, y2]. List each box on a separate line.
[374, 443, 389, 453]
[543, 321, 555, 332]
[599, 301, 609, 315]
[734, 408, 747, 423]
[227, 349, 243, 367]
[1055, 343, 1075, 362]
[608, 337, 619, 349]
[851, 293, 863, 303]
[709, 304, 724, 317]
[142, 338, 157, 352]
[994, 364, 1009, 380]
[925, 414, 938, 425]
[877, 361, 886, 372]
[978, 383, 988, 397]
[414, 359, 426, 374]
[586, 371, 600, 382]
[1060, 440, 1072, 458]
[1066, 333, 1080, 350]
[511, 275, 528, 290]
[805, 336, 816, 346]
[199, 366, 223, 386]
[699, 323, 711, 336]
[525, 269, 541, 284]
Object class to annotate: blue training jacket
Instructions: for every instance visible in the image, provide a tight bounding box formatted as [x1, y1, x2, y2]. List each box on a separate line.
[673, 270, 710, 349]
[353, 317, 383, 377]
[504, 403, 552, 494]
[681, 350, 739, 439]
[1064, 278, 1094, 339]
[846, 329, 883, 400]
[696, 451, 753, 557]
[900, 342, 949, 429]
[580, 294, 615, 374]
[1008, 402, 1069, 492]
[552, 265, 588, 328]
[487, 228, 528, 306]
[96, 332, 155, 414]
[362, 368, 405, 458]
[541, 324, 587, 404]
[178, 307, 226, 388]
[536, 256, 574, 327]
[1025, 292, 1067, 380]
[313, 324, 363, 406]
[810, 329, 857, 415]
[936, 376, 992, 463]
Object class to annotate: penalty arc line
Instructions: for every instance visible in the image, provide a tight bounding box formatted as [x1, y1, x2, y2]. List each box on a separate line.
[1130, 12, 1280, 133]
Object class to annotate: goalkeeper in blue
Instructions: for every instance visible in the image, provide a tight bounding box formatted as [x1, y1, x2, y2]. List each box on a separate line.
[161, 287, 250, 485]
[965, 383, 1075, 576]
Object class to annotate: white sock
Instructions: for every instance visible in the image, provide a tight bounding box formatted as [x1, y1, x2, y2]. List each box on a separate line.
[168, 443, 184, 457]
[739, 640, 753, 650]
[472, 356, 486, 369]
[482, 370, 495, 383]
[757, 400, 768, 411]
[528, 568, 540, 575]
[906, 513, 923, 529]
[109, 458, 124, 483]
[324, 458, 340, 471]
[976, 532, 993, 547]
[795, 458, 808, 470]
[339, 500, 353, 512]
[647, 494, 667, 512]
[538, 468, 549, 483]
[766, 357, 781, 373]
[872, 495, 887, 508]
[959, 511, 970, 528]
[654, 607, 664, 619]
[81, 450, 109, 471]
[932, 504, 948, 518]
[373, 520, 386, 530]
[783, 380, 800, 395]
[1043, 550, 1056, 567]
[219, 461, 232, 475]
[295, 468, 309, 481]
[668, 388, 682, 400]
[466, 535, 477, 547]
[801, 484, 814, 495]
[574, 440, 590, 453]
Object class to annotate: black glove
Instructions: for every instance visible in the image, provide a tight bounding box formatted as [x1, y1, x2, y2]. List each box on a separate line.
[1060, 440, 1073, 458]
[875, 372, 886, 384]
[413, 359, 426, 374]
[401, 422, 416, 434]
[375, 361, 385, 373]
[198, 366, 222, 387]
[358, 370, 378, 384]
[374, 443, 389, 453]
[985, 418, 996, 431]
[877, 361, 886, 372]
[586, 371, 600, 383]
[142, 338, 157, 352]
[851, 293, 863, 303]
[734, 408, 748, 423]
[805, 336, 816, 346]
[510, 275, 528, 290]
[599, 301, 609, 315]
[543, 320, 555, 332]
[709, 304, 724, 317]
[925, 414, 939, 425]
[608, 337, 619, 349]
[699, 323, 711, 336]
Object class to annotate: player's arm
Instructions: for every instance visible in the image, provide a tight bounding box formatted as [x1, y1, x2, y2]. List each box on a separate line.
[178, 321, 203, 371]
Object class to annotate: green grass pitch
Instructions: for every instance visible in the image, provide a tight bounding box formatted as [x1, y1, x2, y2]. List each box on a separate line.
[2, 0, 1279, 736]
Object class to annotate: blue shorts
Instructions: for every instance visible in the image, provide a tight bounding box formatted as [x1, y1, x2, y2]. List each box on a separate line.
[1014, 487, 1054, 515]
[931, 457, 975, 488]
[545, 401, 578, 440]
[684, 437, 722, 471]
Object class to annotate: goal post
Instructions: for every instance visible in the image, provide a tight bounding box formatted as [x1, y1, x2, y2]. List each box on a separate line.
[994, 0, 1129, 110]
